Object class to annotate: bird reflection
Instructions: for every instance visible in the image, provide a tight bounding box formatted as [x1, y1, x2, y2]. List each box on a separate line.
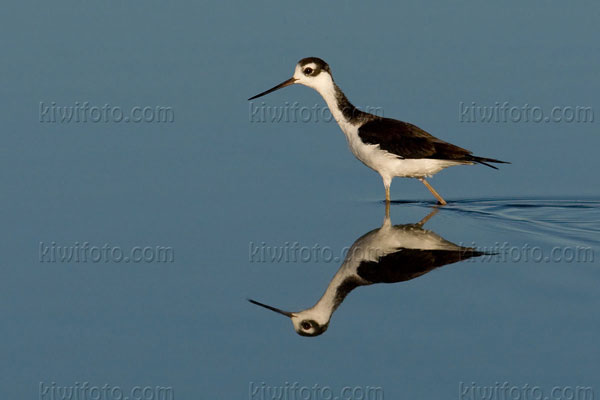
[249, 205, 485, 337]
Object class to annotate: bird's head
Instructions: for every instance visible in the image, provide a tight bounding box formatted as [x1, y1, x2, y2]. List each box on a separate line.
[248, 299, 329, 337]
[248, 57, 334, 100]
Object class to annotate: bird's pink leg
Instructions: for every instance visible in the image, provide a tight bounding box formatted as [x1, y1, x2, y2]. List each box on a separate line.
[418, 178, 447, 205]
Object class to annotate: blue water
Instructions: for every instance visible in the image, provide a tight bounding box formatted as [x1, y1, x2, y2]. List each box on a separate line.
[2, 1, 600, 399]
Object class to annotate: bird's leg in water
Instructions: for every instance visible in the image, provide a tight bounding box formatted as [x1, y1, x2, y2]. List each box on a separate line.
[418, 178, 447, 205]
[385, 200, 390, 219]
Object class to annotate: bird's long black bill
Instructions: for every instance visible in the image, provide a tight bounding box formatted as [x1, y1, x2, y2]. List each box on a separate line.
[248, 78, 297, 100]
[248, 298, 294, 318]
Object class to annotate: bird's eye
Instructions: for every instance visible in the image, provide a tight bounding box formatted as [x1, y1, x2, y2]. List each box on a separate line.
[303, 68, 313, 75]
[301, 322, 311, 330]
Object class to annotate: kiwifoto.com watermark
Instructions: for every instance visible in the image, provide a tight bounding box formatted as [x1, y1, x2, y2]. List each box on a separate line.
[460, 242, 594, 264]
[39, 381, 174, 400]
[39, 101, 175, 123]
[459, 102, 593, 123]
[39, 242, 175, 263]
[249, 102, 384, 123]
[459, 382, 594, 400]
[248, 241, 594, 264]
[249, 382, 383, 400]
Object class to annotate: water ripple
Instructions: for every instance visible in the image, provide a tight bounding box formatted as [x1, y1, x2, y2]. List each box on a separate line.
[441, 197, 600, 246]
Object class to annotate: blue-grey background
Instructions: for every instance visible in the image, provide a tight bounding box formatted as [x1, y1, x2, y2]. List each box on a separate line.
[2, 1, 599, 399]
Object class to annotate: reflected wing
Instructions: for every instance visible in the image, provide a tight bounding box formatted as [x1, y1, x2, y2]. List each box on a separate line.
[356, 248, 483, 284]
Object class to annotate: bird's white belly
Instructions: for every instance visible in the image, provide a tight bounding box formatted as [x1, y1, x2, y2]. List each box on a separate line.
[347, 136, 462, 178]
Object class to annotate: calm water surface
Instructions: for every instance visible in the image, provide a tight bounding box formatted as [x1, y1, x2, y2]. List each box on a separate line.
[5, 194, 598, 398]
[2, 1, 600, 399]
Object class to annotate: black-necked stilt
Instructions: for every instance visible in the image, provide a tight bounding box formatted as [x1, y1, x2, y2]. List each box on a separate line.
[249, 57, 509, 205]
[248, 207, 485, 337]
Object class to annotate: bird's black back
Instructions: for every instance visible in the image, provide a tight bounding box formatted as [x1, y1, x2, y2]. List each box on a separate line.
[358, 117, 475, 161]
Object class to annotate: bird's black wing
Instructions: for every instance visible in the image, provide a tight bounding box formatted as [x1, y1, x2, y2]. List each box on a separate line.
[358, 117, 473, 161]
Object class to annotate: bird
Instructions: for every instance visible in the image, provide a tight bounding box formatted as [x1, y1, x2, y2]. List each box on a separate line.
[248, 205, 486, 337]
[248, 57, 509, 205]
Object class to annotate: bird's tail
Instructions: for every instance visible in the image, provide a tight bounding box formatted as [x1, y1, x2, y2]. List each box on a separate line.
[468, 155, 510, 170]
